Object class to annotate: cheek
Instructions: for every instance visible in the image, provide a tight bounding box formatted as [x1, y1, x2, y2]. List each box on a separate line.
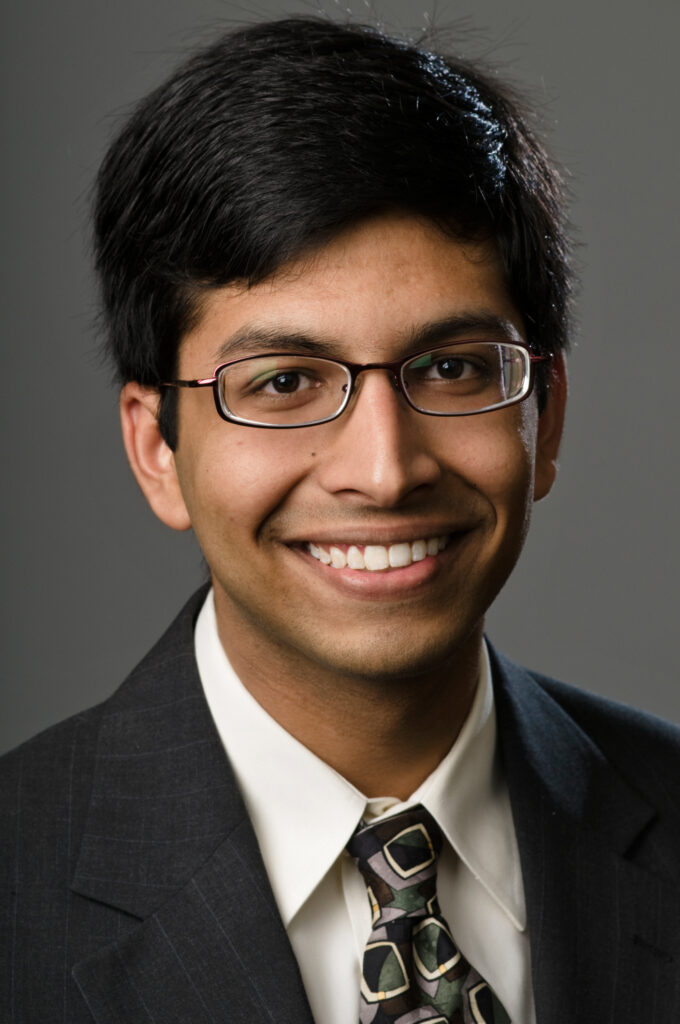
[451, 408, 537, 520]
[176, 428, 313, 535]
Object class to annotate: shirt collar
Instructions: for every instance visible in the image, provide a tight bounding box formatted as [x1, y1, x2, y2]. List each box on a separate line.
[195, 589, 525, 931]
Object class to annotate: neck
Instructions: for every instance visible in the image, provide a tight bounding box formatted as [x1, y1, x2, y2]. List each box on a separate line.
[214, 600, 483, 801]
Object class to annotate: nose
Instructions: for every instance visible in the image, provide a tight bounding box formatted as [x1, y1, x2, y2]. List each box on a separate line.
[314, 369, 442, 507]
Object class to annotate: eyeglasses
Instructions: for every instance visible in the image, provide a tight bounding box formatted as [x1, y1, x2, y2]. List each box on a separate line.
[161, 341, 549, 428]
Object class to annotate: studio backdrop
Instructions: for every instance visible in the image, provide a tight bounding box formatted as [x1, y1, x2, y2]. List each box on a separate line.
[1, 0, 678, 753]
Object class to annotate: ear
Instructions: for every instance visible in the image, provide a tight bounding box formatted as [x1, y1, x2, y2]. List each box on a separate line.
[120, 383, 192, 531]
[533, 353, 568, 502]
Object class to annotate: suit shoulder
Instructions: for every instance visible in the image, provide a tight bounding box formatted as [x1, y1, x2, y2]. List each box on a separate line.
[0, 699, 104, 766]
[0, 587, 208, 812]
[529, 669, 680, 746]
[525, 666, 680, 809]
[0, 588, 209, 869]
[0, 704, 104, 861]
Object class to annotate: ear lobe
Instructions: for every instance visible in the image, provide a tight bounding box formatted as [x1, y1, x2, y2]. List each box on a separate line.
[533, 353, 568, 502]
[120, 383, 192, 531]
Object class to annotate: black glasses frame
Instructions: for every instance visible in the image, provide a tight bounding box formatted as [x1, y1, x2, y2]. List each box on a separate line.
[161, 341, 551, 428]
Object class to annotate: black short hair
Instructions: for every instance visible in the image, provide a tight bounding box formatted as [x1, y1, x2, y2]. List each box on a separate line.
[94, 17, 572, 447]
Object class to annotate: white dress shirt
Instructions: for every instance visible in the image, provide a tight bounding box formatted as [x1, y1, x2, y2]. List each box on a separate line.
[195, 590, 535, 1024]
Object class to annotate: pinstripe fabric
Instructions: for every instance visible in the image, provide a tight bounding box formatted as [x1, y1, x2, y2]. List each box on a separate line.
[2, 588, 680, 1022]
[1, 588, 314, 1023]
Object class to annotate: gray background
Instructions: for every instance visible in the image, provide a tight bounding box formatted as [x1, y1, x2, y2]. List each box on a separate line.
[2, 0, 678, 755]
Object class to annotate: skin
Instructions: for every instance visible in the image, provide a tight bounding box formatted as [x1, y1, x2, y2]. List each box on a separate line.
[121, 212, 566, 798]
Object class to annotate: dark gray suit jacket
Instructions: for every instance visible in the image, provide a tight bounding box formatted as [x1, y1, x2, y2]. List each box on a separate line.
[2, 588, 680, 1022]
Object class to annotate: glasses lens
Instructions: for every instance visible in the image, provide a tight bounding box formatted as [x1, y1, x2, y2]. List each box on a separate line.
[403, 342, 530, 415]
[218, 355, 350, 426]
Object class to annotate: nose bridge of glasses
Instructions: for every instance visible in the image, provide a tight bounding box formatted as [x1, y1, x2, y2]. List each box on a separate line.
[349, 360, 406, 400]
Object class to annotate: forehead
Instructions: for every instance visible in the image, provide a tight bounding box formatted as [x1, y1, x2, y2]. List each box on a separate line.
[179, 213, 523, 372]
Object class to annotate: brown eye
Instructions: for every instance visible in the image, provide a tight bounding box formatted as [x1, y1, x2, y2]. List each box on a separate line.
[434, 358, 467, 379]
[270, 371, 302, 393]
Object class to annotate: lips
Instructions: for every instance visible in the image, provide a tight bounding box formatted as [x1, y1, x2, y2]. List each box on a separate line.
[307, 535, 450, 571]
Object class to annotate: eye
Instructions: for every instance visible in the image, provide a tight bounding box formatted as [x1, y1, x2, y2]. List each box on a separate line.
[248, 367, 320, 396]
[403, 345, 497, 401]
[263, 370, 306, 393]
[411, 353, 486, 382]
[219, 354, 348, 425]
[429, 357, 476, 380]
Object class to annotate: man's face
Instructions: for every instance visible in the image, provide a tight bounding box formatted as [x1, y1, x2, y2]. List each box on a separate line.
[154, 213, 561, 685]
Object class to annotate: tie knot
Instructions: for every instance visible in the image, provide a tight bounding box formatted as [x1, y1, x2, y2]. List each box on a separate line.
[347, 805, 443, 924]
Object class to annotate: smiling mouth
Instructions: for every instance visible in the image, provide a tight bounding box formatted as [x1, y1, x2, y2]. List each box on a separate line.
[306, 535, 450, 571]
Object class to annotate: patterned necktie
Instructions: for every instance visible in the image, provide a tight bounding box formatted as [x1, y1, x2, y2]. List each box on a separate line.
[346, 805, 511, 1023]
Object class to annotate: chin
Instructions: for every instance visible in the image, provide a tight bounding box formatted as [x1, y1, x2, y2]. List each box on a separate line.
[302, 622, 480, 686]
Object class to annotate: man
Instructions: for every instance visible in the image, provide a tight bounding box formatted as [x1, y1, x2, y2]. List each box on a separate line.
[2, 16, 679, 1024]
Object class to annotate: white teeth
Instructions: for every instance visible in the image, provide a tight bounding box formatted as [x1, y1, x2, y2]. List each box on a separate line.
[364, 545, 390, 570]
[411, 539, 427, 562]
[329, 546, 347, 568]
[307, 535, 450, 571]
[389, 542, 411, 568]
[346, 545, 366, 569]
[310, 542, 332, 565]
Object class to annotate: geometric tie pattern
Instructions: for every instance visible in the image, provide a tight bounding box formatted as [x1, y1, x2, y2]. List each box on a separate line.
[346, 805, 511, 1024]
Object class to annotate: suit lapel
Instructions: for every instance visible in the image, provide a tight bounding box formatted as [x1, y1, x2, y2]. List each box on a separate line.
[70, 589, 314, 1024]
[73, 822, 315, 1024]
[492, 650, 680, 1023]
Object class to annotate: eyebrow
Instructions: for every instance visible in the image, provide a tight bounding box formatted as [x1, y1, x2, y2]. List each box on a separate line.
[212, 312, 522, 364]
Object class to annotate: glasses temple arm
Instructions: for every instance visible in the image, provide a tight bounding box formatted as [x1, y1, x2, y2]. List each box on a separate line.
[160, 376, 218, 389]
